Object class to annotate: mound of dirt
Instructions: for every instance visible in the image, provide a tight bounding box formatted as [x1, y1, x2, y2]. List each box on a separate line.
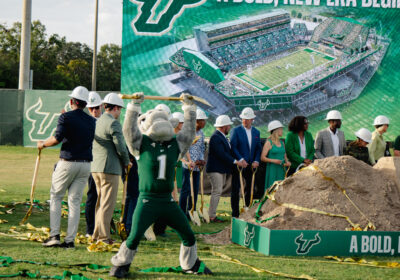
[201, 226, 232, 245]
[239, 156, 400, 231]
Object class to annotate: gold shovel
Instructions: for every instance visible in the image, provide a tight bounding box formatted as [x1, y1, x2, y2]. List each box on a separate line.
[189, 168, 201, 226]
[20, 149, 41, 225]
[198, 166, 210, 223]
[249, 167, 258, 208]
[119, 93, 212, 107]
[237, 166, 247, 213]
[117, 165, 131, 241]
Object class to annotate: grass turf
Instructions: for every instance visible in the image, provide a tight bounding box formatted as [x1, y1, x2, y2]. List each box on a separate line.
[238, 48, 335, 89]
[0, 146, 400, 280]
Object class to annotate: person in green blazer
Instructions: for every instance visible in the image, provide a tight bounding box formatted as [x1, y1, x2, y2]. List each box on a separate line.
[91, 93, 130, 244]
[285, 116, 315, 176]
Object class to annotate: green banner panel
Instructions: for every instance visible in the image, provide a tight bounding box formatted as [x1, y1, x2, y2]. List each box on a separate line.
[232, 218, 400, 257]
[0, 89, 24, 145]
[122, 1, 400, 138]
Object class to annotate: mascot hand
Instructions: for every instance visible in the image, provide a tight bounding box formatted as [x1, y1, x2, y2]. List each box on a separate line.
[180, 93, 194, 106]
[132, 92, 145, 105]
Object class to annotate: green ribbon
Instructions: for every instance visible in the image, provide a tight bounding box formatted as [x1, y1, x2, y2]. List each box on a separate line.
[140, 261, 206, 274]
[254, 195, 280, 223]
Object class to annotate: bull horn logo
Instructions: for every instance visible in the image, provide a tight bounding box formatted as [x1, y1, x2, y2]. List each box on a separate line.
[243, 225, 255, 247]
[294, 233, 321, 255]
[130, 0, 206, 36]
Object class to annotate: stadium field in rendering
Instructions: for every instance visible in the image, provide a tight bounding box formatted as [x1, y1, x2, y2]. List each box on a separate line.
[237, 48, 336, 90]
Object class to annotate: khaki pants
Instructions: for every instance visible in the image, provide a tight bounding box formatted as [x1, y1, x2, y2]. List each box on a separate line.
[92, 172, 119, 241]
[207, 172, 228, 219]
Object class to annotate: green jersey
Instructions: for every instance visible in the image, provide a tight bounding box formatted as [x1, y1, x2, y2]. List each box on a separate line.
[138, 135, 180, 195]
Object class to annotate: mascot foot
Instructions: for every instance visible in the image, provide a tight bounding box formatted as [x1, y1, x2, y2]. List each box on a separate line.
[183, 258, 213, 275]
[109, 264, 130, 278]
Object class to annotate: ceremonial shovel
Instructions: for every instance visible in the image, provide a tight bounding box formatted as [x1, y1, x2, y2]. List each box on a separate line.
[20, 149, 41, 225]
[237, 166, 247, 213]
[249, 167, 258, 207]
[119, 93, 212, 107]
[117, 165, 131, 241]
[198, 166, 210, 223]
[189, 168, 201, 226]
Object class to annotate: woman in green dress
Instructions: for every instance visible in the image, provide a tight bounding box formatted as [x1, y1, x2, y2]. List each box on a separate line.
[261, 120, 291, 192]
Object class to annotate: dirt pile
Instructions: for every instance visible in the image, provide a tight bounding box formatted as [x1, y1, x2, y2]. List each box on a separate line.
[239, 156, 400, 231]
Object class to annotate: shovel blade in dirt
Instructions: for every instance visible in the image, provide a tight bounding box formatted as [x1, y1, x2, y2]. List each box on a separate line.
[199, 207, 210, 223]
[189, 210, 202, 227]
[144, 224, 156, 241]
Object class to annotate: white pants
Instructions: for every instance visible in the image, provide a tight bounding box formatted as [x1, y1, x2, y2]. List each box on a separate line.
[208, 172, 227, 219]
[50, 160, 90, 242]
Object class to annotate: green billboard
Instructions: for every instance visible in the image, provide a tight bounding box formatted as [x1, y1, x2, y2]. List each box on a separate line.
[122, 1, 400, 139]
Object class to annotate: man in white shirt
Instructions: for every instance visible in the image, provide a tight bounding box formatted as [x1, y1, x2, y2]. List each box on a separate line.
[315, 110, 346, 159]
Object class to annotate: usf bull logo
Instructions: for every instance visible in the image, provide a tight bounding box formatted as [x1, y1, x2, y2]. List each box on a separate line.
[192, 59, 202, 74]
[130, 0, 206, 36]
[25, 97, 69, 142]
[243, 225, 255, 247]
[294, 233, 321, 255]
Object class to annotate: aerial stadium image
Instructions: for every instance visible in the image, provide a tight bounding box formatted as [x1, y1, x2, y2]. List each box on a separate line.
[167, 9, 390, 124]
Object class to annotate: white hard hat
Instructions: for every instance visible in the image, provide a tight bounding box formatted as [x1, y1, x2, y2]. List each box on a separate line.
[69, 86, 89, 102]
[155, 104, 171, 116]
[196, 109, 208, 120]
[325, 110, 342, 120]
[268, 120, 283, 132]
[355, 128, 372, 143]
[103, 92, 124, 108]
[87, 91, 102, 108]
[373, 115, 389, 126]
[214, 115, 233, 127]
[239, 107, 256, 119]
[172, 112, 184, 123]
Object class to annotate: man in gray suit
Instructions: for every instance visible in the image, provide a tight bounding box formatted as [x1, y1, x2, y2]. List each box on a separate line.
[315, 110, 346, 159]
[91, 92, 130, 244]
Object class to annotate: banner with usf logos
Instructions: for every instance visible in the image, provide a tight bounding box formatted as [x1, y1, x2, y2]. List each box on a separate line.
[122, 0, 400, 140]
[232, 218, 400, 256]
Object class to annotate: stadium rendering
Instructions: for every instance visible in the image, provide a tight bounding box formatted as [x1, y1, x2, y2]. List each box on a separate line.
[169, 10, 389, 119]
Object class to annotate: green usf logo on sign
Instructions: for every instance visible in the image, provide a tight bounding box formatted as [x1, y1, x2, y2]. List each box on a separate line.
[192, 59, 202, 74]
[243, 225, 255, 247]
[130, 0, 206, 36]
[294, 233, 321, 255]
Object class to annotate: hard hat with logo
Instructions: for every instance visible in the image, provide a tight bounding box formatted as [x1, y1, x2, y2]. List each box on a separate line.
[196, 109, 208, 120]
[172, 112, 184, 123]
[268, 120, 283, 132]
[103, 92, 125, 108]
[214, 115, 233, 127]
[155, 104, 171, 116]
[239, 107, 256, 119]
[87, 91, 102, 108]
[69, 86, 89, 102]
[373, 115, 389, 126]
[325, 110, 342, 120]
[355, 128, 372, 143]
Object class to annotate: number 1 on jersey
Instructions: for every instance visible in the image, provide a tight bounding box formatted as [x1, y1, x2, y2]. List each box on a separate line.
[157, 154, 167, 180]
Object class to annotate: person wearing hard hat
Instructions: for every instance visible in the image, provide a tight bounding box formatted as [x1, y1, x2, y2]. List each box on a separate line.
[179, 109, 207, 218]
[314, 110, 346, 159]
[91, 92, 130, 244]
[261, 120, 291, 192]
[345, 128, 372, 165]
[38, 86, 96, 249]
[285, 116, 315, 176]
[172, 112, 184, 134]
[369, 115, 390, 165]
[84, 91, 103, 237]
[207, 115, 245, 222]
[230, 107, 262, 218]
[394, 135, 400, 157]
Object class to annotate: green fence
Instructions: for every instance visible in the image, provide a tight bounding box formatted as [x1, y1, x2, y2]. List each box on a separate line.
[0, 89, 24, 145]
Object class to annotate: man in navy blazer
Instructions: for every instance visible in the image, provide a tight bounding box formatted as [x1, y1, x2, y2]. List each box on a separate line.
[206, 115, 245, 223]
[230, 107, 262, 217]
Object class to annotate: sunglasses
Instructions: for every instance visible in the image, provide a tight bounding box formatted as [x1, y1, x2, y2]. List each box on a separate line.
[91, 106, 101, 110]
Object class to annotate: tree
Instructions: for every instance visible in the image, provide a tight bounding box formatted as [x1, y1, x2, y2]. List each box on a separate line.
[291, 10, 297, 18]
[297, 12, 302, 19]
[97, 44, 121, 91]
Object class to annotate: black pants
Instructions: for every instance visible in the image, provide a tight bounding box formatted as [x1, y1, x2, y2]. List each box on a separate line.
[122, 159, 139, 233]
[231, 166, 255, 218]
[85, 175, 97, 235]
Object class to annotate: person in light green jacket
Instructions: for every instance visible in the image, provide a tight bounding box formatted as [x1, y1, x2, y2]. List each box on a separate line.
[285, 116, 315, 176]
[368, 115, 390, 165]
[91, 93, 130, 244]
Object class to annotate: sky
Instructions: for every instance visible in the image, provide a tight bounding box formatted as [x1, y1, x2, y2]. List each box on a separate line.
[0, 0, 123, 48]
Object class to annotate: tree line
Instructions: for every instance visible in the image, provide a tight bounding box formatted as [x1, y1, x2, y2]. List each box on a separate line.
[0, 20, 121, 91]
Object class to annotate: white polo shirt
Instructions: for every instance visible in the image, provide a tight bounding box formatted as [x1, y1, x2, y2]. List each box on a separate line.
[329, 129, 340, 156]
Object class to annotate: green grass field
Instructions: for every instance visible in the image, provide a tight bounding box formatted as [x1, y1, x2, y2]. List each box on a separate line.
[1, 146, 400, 280]
[238, 48, 335, 90]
